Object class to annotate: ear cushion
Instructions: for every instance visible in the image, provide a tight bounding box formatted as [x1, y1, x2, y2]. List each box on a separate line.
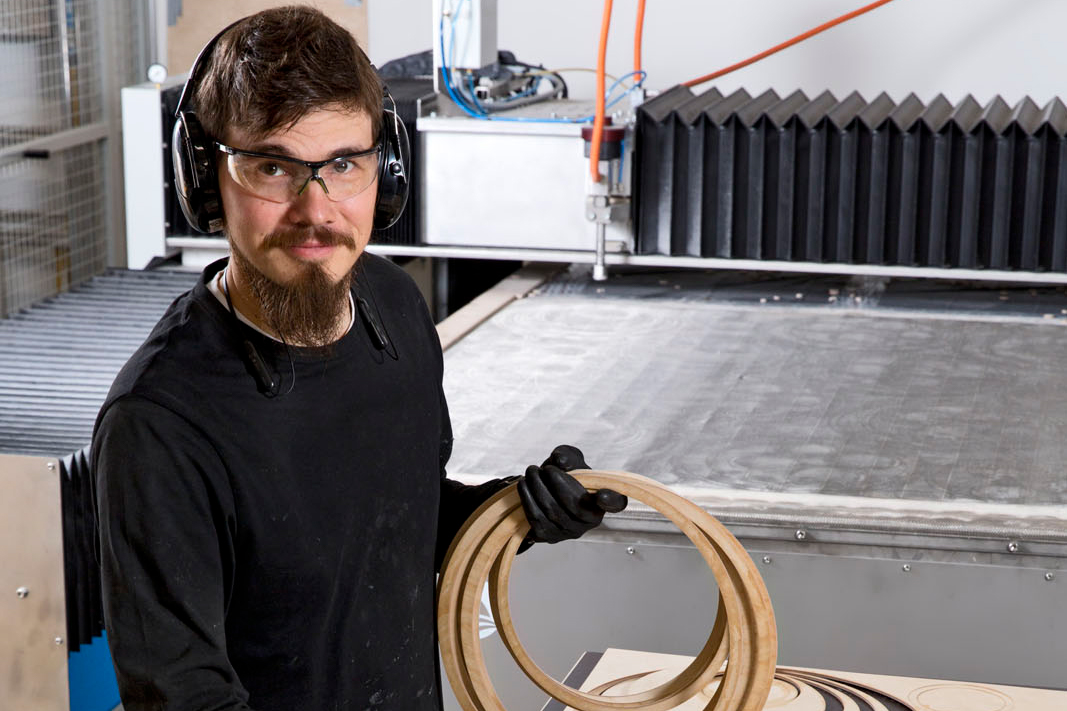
[172, 111, 224, 234]
[373, 108, 410, 231]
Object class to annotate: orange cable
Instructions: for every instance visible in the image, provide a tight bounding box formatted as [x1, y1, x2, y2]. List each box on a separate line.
[590, 0, 613, 183]
[634, 0, 646, 76]
[682, 0, 897, 88]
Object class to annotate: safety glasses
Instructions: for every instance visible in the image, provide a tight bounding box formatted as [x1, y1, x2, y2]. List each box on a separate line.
[216, 141, 382, 203]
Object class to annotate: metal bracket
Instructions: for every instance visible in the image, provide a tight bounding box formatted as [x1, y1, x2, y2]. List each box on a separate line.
[586, 194, 630, 281]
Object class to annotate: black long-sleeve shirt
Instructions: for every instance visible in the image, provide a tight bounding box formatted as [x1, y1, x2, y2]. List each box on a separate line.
[92, 255, 506, 710]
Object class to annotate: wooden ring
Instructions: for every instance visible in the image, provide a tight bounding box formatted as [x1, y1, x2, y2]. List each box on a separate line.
[437, 470, 778, 711]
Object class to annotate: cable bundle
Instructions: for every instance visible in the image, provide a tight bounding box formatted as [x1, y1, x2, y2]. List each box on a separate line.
[437, 470, 777, 711]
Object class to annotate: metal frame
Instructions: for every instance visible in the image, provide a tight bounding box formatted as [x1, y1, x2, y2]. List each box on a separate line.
[96, 0, 129, 269]
[0, 124, 110, 168]
[441, 516, 1066, 711]
[163, 237, 1067, 285]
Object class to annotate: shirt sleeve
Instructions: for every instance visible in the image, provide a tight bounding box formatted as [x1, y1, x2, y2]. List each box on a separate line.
[93, 395, 256, 711]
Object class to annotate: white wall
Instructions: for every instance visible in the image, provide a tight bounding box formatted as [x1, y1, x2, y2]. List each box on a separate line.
[369, 0, 1067, 108]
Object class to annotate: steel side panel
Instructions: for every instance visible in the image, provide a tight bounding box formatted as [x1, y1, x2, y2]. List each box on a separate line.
[0, 453, 69, 710]
[420, 128, 629, 250]
[121, 83, 169, 270]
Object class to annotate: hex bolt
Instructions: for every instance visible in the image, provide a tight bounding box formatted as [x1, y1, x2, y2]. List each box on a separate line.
[902, 564, 912, 573]
[46, 461, 55, 471]
[625, 546, 635, 556]
[15, 587, 29, 599]
[794, 530, 807, 541]
[54, 637, 64, 646]
[1007, 541, 1019, 553]
[761, 556, 772, 565]
[1046, 572, 1056, 582]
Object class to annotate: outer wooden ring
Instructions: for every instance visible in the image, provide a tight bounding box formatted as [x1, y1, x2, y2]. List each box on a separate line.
[437, 470, 778, 711]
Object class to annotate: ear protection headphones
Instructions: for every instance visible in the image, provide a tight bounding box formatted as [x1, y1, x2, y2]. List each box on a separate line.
[171, 17, 410, 234]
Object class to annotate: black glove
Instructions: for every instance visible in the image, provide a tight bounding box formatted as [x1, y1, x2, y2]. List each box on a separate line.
[517, 445, 628, 545]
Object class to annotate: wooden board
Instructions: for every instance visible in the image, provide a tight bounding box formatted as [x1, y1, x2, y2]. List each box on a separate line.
[167, 0, 369, 77]
[0, 454, 68, 711]
[556, 648, 1067, 711]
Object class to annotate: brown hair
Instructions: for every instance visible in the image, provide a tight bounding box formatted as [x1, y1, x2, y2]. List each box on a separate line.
[192, 5, 382, 143]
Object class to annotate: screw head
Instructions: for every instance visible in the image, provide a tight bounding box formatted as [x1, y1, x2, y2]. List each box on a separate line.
[54, 637, 63, 646]
[902, 564, 912, 573]
[625, 546, 635, 555]
[1007, 541, 1019, 553]
[761, 556, 772, 565]
[46, 462, 55, 471]
[1046, 572, 1056, 582]
[15, 587, 29, 599]
[794, 530, 807, 541]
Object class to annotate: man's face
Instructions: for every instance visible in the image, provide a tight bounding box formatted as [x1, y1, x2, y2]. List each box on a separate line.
[219, 105, 378, 291]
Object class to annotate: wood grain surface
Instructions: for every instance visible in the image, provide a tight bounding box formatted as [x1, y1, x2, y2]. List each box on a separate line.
[564, 648, 1067, 711]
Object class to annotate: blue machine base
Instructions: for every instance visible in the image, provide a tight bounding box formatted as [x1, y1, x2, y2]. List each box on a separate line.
[68, 633, 120, 711]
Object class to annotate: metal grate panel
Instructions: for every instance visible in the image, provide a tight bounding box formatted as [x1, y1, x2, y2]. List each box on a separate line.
[634, 88, 1067, 274]
[0, 268, 197, 457]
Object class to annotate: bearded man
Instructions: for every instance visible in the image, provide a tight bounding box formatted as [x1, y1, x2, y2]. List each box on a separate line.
[92, 7, 624, 710]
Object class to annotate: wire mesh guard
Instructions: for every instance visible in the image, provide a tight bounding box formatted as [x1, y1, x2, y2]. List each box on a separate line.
[0, 0, 104, 145]
[1, 0, 152, 317]
[0, 142, 108, 315]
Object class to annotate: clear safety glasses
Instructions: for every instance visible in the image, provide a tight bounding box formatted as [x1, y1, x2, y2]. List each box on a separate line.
[216, 142, 383, 203]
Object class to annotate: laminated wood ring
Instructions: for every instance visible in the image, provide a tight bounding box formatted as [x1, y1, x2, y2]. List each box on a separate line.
[437, 470, 778, 711]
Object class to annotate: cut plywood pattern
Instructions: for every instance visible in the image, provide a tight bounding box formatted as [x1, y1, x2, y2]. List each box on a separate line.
[167, 0, 369, 78]
[556, 648, 1067, 711]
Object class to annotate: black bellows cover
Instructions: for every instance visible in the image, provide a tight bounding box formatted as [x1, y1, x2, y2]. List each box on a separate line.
[61, 448, 102, 652]
[634, 88, 1067, 272]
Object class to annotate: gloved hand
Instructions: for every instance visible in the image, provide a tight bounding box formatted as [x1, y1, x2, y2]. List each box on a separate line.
[517, 445, 628, 545]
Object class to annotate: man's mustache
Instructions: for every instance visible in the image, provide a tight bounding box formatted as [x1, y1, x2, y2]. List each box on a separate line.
[262, 227, 357, 250]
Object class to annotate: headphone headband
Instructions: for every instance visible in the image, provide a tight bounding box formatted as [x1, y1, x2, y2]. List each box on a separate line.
[173, 18, 245, 120]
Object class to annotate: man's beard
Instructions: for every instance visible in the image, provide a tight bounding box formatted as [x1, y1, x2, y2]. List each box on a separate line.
[228, 227, 356, 348]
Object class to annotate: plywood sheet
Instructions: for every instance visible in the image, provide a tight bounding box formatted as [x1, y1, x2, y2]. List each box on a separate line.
[0, 454, 69, 711]
[167, 0, 368, 77]
[551, 648, 1067, 711]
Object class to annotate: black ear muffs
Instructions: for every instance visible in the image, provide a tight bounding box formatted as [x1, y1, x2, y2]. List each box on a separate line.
[172, 110, 224, 234]
[372, 106, 410, 231]
[171, 18, 242, 235]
